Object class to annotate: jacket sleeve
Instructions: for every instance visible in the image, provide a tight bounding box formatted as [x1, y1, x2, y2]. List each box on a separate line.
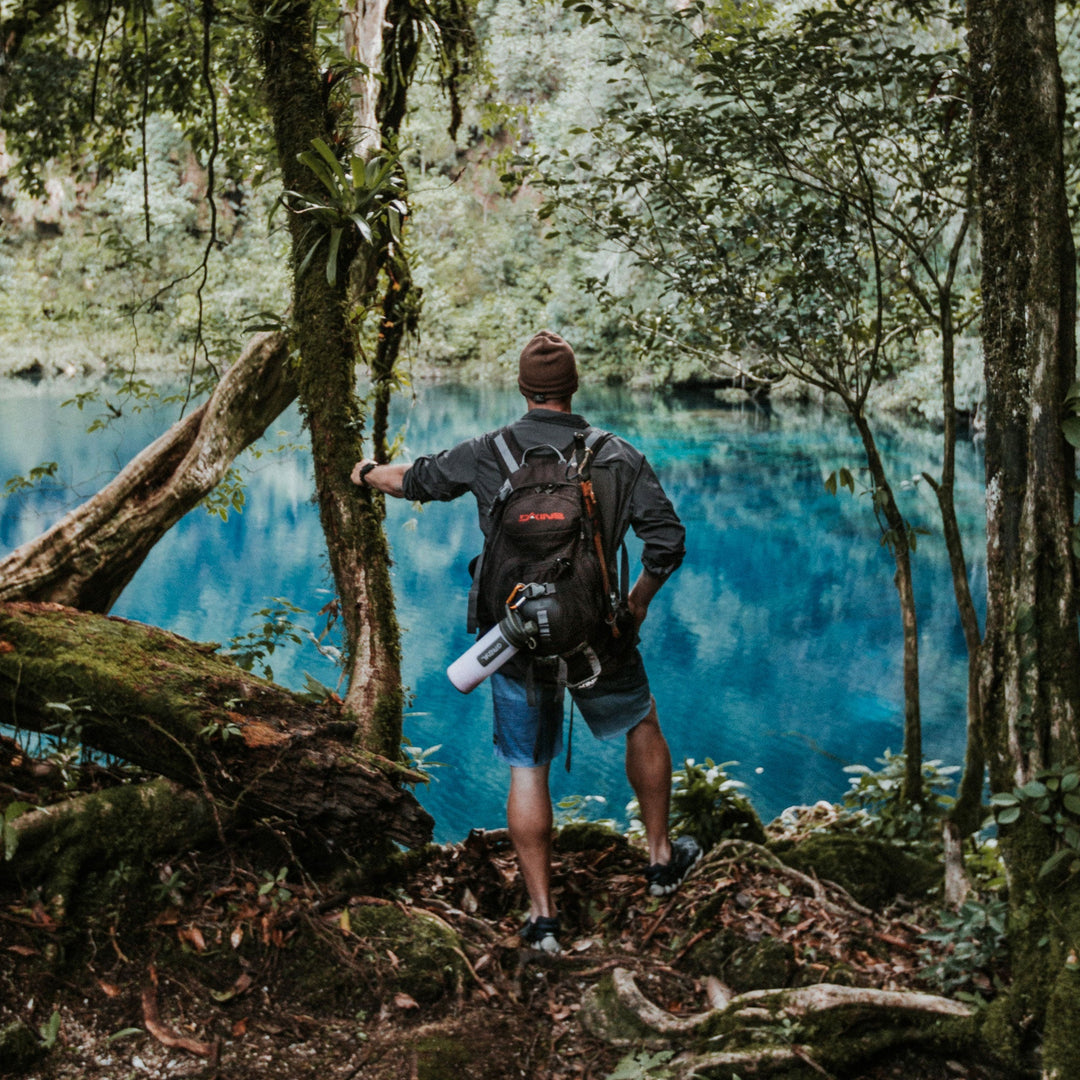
[628, 457, 686, 580]
[400, 436, 486, 503]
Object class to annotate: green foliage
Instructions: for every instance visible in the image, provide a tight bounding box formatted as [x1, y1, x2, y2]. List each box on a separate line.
[841, 750, 958, 844]
[37, 1012, 62, 1052]
[605, 1049, 675, 1080]
[824, 467, 930, 554]
[629, 758, 761, 849]
[200, 467, 247, 521]
[3, 461, 59, 497]
[534, 0, 976, 400]
[403, 743, 447, 780]
[258, 866, 293, 910]
[555, 793, 616, 829]
[283, 139, 409, 287]
[919, 897, 1008, 999]
[224, 598, 308, 682]
[987, 764, 1080, 883]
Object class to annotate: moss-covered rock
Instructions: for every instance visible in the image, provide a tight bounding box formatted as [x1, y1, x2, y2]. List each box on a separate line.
[769, 833, 940, 908]
[0, 1020, 45, 1075]
[283, 903, 465, 1012]
[684, 929, 797, 991]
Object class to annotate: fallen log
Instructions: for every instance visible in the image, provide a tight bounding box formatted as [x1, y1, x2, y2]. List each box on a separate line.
[0, 331, 295, 613]
[0, 602, 432, 853]
[5, 778, 221, 906]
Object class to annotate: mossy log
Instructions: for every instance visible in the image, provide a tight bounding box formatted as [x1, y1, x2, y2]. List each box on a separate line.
[0, 602, 432, 853]
[581, 967, 977, 1078]
[6, 778, 221, 908]
[0, 331, 295, 613]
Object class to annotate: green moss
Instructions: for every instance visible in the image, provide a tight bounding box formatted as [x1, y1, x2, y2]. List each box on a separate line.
[284, 903, 464, 1012]
[554, 821, 629, 853]
[1042, 965, 1080, 1077]
[579, 974, 665, 1046]
[0, 1021, 45, 1073]
[979, 995, 1024, 1072]
[684, 929, 796, 992]
[413, 1035, 474, 1080]
[769, 833, 940, 908]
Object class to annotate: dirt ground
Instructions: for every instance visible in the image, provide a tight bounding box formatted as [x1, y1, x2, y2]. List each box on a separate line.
[0, 812, 1014, 1080]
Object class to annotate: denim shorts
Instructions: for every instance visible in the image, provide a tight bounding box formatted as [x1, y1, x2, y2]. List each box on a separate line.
[490, 652, 653, 768]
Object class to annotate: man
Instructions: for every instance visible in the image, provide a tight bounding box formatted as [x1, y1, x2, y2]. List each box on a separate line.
[351, 330, 699, 954]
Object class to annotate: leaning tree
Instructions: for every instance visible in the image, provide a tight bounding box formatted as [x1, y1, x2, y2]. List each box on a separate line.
[0, 0, 474, 758]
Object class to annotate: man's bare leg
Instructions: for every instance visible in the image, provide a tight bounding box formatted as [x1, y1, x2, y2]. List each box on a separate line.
[507, 763, 555, 918]
[625, 698, 674, 866]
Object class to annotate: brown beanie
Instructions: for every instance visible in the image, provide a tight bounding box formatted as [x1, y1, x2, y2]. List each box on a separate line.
[518, 330, 579, 401]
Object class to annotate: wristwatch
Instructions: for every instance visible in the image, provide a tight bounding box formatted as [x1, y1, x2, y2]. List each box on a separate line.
[358, 461, 377, 485]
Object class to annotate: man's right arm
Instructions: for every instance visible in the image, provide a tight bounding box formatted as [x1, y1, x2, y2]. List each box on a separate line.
[350, 460, 410, 497]
[351, 436, 484, 503]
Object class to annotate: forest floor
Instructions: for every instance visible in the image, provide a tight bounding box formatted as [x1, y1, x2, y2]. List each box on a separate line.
[1, 807, 1012, 1080]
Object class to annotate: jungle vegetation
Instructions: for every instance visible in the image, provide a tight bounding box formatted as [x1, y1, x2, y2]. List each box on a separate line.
[1, 0, 1080, 1075]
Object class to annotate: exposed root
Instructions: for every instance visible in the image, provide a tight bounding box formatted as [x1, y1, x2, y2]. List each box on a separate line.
[584, 967, 976, 1076]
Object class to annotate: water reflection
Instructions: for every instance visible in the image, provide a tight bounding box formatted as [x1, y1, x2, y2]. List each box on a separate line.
[0, 382, 986, 842]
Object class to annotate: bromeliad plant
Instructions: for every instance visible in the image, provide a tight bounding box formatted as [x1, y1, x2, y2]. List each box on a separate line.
[280, 138, 408, 286]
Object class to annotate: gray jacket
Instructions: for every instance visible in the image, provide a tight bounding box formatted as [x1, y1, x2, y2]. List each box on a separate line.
[401, 409, 686, 584]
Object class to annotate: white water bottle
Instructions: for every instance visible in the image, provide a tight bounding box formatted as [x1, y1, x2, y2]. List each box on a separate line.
[447, 608, 536, 694]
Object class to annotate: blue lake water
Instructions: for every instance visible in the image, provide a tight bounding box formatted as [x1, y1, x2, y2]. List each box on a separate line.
[0, 381, 986, 842]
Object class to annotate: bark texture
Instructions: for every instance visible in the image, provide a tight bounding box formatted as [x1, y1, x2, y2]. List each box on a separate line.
[0, 602, 432, 853]
[0, 331, 295, 613]
[255, 0, 404, 758]
[968, 0, 1080, 1069]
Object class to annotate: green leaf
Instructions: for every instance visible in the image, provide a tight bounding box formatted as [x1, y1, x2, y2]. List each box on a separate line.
[309, 137, 349, 189]
[1020, 780, 1048, 800]
[296, 232, 326, 279]
[1039, 849, 1073, 879]
[326, 227, 343, 286]
[1062, 417, 1080, 448]
[1063, 793, 1080, 816]
[996, 805, 1021, 825]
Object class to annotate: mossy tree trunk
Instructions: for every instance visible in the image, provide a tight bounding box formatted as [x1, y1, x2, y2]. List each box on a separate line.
[0, 332, 295, 613]
[0, 603, 432, 855]
[968, 0, 1080, 1070]
[253, 0, 403, 758]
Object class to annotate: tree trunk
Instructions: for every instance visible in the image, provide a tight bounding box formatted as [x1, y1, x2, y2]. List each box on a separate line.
[969, 0, 1080, 1067]
[851, 411, 923, 805]
[0, 602, 432, 852]
[343, 0, 391, 155]
[254, 0, 404, 759]
[0, 331, 295, 612]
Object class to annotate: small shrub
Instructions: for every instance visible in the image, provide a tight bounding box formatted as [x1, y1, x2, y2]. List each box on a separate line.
[841, 750, 958, 844]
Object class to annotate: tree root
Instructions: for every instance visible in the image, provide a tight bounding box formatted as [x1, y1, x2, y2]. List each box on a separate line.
[707, 838, 875, 917]
[582, 967, 976, 1077]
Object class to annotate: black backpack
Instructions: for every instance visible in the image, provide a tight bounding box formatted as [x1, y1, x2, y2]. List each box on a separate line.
[467, 426, 621, 688]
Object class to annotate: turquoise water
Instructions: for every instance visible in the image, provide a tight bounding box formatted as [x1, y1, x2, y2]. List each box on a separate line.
[0, 382, 986, 842]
